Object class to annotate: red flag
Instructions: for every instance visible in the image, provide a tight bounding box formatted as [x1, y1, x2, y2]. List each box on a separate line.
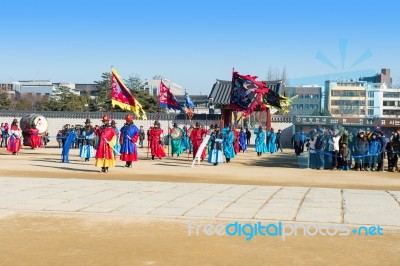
[159, 80, 184, 113]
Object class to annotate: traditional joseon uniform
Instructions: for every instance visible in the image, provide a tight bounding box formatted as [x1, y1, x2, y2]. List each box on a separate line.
[62, 129, 76, 163]
[95, 116, 117, 173]
[119, 116, 140, 167]
[208, 128, 223, 165]
[148, 121, 166, 160]
[29, 126, 40, 149]
[254, 127, 267, 156]
[111, 120, 121, 157]
[79, 119, 95, 161]
[266, 130, 277, 153]
[181, 126, 191, 153]
[190, 123, 207, 160]
[233, 130, 240, 154]
[7, 121, 22, 155]
[170, 123, 184, 157]
[239, 130, 247, 152]
[222, 127, 235, 163]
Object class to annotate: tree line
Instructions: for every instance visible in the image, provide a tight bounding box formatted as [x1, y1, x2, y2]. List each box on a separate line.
[0, 72, 161, 113]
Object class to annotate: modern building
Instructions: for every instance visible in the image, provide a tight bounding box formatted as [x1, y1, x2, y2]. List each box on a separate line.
[366, 83, 400, 117]
[360, 68, 392, 87]
[75, 83, 101, 97]
[284, 86, 322, 115]
[0, 82, 22, 99]
[324, 80, 368, 117]
[140, 79, 184, 97]
[18, 80, 54, 97]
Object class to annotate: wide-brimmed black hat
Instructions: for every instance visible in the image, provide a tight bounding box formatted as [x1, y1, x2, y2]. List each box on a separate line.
[173, 122, 178, 128]
[85, 118, 91, 124]
[111, 120, 116, 125]
[12, 118, 18, 123]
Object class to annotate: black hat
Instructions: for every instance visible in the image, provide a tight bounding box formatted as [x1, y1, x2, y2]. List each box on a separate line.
[12, 118, 18, 123]
[111, 120, 116, 125]
[173, 122, 178, 128]
[154, 120, 160, 127]
[85, 118, 91, 124]
[195, 122, 200, 128]
[210, 124, 214, 129]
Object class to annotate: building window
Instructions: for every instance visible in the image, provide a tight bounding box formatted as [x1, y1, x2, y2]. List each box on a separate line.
[304, 94, 310, 99]
[368, 91, 374, 97]
[331, 90, 366, 97]
[314, 94, 319, 99]
[368, 109, 374, 115]
[305, 104, 309, 109]
[383, 92, 400, 98]
[368, 100, 374, 106]
[331, 100, 365, 106]
[152, 86, 158, 96]
[383, 101, 395, 106]
[298, 104, 303, 109]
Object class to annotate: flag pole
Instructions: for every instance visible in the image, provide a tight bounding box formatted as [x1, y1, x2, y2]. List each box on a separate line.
[168, 80, 172, 157]
[110, 66, 114, 121]
[157, 79, 161, 121]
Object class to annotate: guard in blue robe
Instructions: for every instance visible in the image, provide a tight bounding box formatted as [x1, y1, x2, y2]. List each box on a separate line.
[239, 128, 247, 153]
[119, 115, 140, 167]
[111, 120, 121, 157]
[266, 129, 277, 154]
[62, 129, 76, 163]
[222, 126, 235, 163]
[208, 124, 223, 165]
[79, 119, 95, 161]
[254, 126, 267, 156]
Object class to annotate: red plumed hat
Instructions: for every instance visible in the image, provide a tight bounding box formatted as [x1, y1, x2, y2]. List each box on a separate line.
[125, 114, 134, 122]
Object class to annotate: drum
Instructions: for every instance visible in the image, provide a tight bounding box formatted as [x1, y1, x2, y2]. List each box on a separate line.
[20, 114, 48, 135]
[170, 127, 183, 140]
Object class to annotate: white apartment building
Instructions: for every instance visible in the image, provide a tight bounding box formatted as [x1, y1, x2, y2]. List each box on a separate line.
[366, 83, 400, 117]
[140, 79, 184, 97]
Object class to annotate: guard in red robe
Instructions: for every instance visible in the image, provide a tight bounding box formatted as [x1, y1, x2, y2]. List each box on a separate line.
[95, 115, 117, 173]
[29, 124, 40, 149]
[190, 122, 207, 161]
[233, 127, 240, 154]
[148, 121, 166, 160]
[7, 119, 22, 155]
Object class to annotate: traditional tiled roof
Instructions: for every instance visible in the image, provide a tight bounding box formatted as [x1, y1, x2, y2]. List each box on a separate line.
[208, 79, 283, 105]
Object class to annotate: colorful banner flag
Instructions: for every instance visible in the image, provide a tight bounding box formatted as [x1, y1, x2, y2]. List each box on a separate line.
[230, 70, 292, 116]
[230, 71, 268, 116]
[111, 67, 147, 120]
[159, 80, 185, 113]
[184, 92, 195, 120]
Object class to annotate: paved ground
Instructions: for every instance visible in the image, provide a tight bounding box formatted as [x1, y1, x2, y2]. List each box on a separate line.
[1, 148, 400, 191]
[1, 177, 400, 227]
[1, 148, 400, 265]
